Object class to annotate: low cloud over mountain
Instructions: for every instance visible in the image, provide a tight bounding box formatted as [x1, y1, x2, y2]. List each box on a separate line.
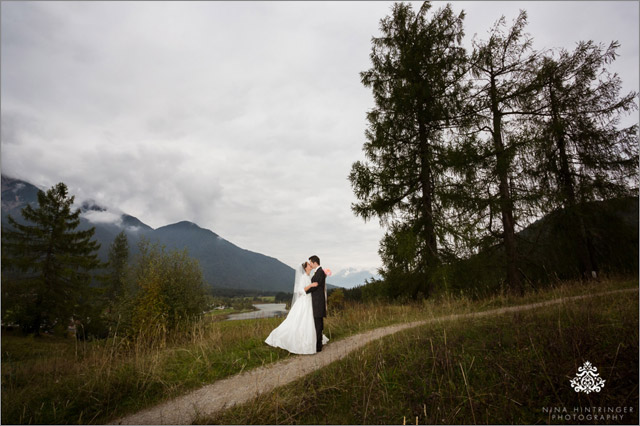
[2, 175, 336, 294]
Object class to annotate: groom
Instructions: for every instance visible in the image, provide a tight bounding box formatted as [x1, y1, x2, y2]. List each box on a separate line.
[305, 255, 327, 353]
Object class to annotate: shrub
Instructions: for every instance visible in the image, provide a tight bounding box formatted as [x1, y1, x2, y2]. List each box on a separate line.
[115, 239, 208, 337]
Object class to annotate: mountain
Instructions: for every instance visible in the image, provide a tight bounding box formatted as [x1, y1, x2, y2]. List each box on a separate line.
[1, 175, 40, 222]
[329, 268, 381, 288]
[150, 221, 295, 292]
[1, 175, 320, 294]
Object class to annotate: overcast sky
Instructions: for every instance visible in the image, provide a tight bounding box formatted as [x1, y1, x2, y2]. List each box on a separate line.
[2, 1, 638, 273]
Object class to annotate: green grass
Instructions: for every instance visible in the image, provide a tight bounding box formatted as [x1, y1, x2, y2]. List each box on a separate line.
[199, 286, 639, 425]
[1, 275, 637, 424]
[1, 317, 290, 424]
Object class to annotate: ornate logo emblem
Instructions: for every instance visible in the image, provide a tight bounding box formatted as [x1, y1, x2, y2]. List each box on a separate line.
[570, 361, 606, 393]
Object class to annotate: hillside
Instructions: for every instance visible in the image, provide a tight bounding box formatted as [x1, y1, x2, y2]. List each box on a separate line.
[345, 195, 639, 299]
[150, 221, 295, 292]
[450, 196, 640, 294]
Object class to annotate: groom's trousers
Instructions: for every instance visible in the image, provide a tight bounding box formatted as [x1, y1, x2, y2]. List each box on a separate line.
[314, 317, 324, 352]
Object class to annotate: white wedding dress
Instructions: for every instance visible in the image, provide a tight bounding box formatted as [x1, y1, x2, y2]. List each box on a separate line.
[265, 265, 329, 354]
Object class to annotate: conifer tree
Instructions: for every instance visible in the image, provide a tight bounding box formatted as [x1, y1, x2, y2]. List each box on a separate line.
[2, 182, 101, 334]
[105, 230, 129, 301]
[349, 1, 469, 296]
[466, 11, 542, 294]
[530, 41, 638, 278]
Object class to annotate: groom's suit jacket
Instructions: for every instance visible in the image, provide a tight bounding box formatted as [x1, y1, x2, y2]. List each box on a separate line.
[306, 267, 327, 318]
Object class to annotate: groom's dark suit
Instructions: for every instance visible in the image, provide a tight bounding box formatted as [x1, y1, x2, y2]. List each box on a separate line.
[305, 266, 326, 352]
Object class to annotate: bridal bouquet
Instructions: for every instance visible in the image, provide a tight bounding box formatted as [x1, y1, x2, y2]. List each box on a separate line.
[325, 268, 332, 277]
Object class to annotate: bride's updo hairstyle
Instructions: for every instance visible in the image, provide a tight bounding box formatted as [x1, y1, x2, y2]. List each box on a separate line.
[301, 261, 308, 270]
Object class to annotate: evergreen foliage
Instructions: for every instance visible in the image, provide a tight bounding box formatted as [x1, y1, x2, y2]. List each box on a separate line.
[462, 10, 543, 294]
[104, 231, 130, 302]
[350, 2, 469, 296]
[351, 2, 638, 301]
[1, 182, 101, 334]
[528, 41, 639, 278]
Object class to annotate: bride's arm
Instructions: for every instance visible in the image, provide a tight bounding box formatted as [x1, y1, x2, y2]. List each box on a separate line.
[295, 285, 307, 297]
[304, 282, 319, 293]
[305, 269, 322, 293]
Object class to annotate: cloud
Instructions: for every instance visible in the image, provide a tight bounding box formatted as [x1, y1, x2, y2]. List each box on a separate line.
[81, 209, 123, 226]
[1, 1, 637, 273]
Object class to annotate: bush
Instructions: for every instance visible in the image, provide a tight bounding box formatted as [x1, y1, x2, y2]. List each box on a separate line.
[231, 298, 255, 311]
[114, 239, 208, 337]
[327, 288, 345, 311]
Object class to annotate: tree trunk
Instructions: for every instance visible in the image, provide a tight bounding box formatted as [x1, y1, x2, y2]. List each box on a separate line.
[490, 77, 523, 294]
[417, 116, 439, 269]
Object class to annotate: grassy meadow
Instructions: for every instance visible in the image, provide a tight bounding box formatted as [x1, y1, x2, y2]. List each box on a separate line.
[200, 281, 639, 425]
[1, 276, 638, 424]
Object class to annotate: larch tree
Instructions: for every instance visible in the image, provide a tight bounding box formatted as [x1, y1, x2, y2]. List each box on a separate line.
[531, 41, 638, 279]
[349, 1, 469, 297]
[467, 11, 542, 294]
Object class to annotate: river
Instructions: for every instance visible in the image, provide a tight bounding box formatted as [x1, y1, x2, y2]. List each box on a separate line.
[226, 303, 288, 321]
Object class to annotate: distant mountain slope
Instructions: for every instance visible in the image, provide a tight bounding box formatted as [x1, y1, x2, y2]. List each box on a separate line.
[1, 175, 309, 294]
[151, 221, 295, 292]
[329, 268, 381, 288]
[1, 175, 40, 222]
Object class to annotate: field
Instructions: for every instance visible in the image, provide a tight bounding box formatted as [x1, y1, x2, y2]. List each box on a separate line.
[200, 284, 639, 424]
[1, 276, 638, 424]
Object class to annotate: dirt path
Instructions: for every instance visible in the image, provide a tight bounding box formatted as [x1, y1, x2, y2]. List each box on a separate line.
[112, 287, 637, 425]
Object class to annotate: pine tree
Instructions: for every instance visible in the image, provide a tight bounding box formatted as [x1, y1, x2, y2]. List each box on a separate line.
[531, 41, 638, 278]
[1, 182, 101, 334]
[349, 1, 469, 296]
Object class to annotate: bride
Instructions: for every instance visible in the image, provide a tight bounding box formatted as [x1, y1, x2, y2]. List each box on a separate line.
[265, 261, 329, 354]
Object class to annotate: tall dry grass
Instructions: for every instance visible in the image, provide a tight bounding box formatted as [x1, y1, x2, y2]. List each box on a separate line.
[2, 275, 637, 424]
[200, 283, 639, 424]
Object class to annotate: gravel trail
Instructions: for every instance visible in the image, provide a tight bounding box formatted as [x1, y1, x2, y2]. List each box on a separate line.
[112, 287, 637, 425]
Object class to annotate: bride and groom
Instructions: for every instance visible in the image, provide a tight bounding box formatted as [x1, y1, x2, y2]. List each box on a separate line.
[265, 255, 329, 354]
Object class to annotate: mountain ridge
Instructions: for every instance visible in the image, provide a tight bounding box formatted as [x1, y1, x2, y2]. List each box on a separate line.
[1, 175, 340, 294]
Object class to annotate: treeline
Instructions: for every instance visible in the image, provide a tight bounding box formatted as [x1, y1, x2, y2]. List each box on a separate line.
[209, 287, 272, 299]
[207, 294, 291, 311]
[2, 183, 210, 338]
[349, 2, 638, 300]
[207, 287, 291, 303]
